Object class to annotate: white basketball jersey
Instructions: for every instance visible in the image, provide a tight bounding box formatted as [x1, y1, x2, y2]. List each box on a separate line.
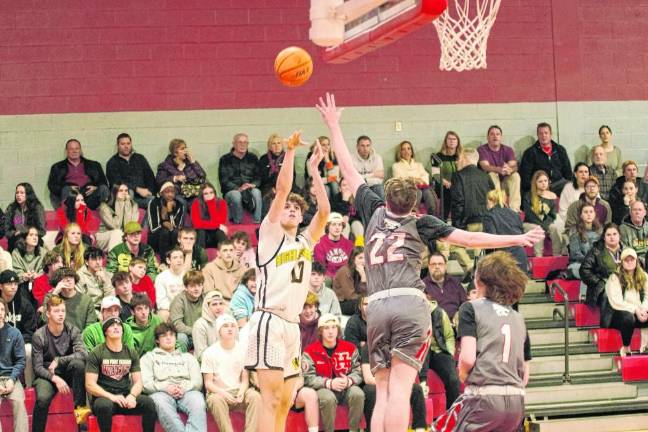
[255, 218, 313, 323]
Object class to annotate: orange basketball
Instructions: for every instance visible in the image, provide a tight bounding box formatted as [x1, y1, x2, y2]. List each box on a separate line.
[274, 46, 313, 87]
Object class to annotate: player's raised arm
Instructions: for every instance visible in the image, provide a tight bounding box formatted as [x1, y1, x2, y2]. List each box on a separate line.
[316, 93, 365, 196]
[305, 141, 330, 243]
[266, 131, 300, 224]
[443, 224, 545, 249]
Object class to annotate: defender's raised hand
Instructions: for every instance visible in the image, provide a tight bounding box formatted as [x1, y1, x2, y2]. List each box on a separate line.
[316, 92, 343, 126]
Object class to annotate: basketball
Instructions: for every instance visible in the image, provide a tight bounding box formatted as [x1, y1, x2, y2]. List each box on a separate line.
[274, 46, 313, 87]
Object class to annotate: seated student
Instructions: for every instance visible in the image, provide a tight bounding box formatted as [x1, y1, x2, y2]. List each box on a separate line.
[331, 178, 364, 241]
[32, 295, 89, 432]
[154, 247, 186, 322]
[202, 314, 261, 432]
[522, 170, 561, 256]
[83, 296, 135, 351]
[106, 221, 158, 279]
[191, 182, 229, 249]
[202, 240, 246, 303]
[603, 248, 648, 356]
[620, 201, 648, 259]
[33, 251, 64, 309]
[230, 268, 256, 327]
[609, 160, 648, 224]
[313, 212, 354, 278]
[4, 182, 46, 252]
[11, 226, 46, 290]
[112, 271, 134, 322]
[363, 342, 428, 432]
[332, 246, 367, 316]
[141, 322, 207, 432]
[44, 267, 96, 332]
[564, 176, 612, 234]
[581, 223, 624, 308]
[419, 300, 459, 410]
[85, 316, 158, 432]
[567, 203, 602, 280]
[54, 223, 87, 272]
[304, 135, 340, 199]
[129, 257, 156, 308]
[612, 179, 642, 226]
[192, 290, 227, 362]
[177, 227, 208, 271]
[483, 189, 528, 272]
[453, 252, 530, 432]
[55, 191, 100, 241]
[96, 182, 140, 252]
[343, 296, 367, 350]
[76, 247, 114, 311]
[555, 163, 590, 236]
[147, 181, 186, 259]
[231, 231, 255, 269]
[299, 292, 321, 351]
[126, 293, 164, 357]
[308, 262, 341, 317]
[303, 314, 364, 432]
[0, 270, 36, 387]
[169, 270, 205, 352]
[0, 297, 28, 432]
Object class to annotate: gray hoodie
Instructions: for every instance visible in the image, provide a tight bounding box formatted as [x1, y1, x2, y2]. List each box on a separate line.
[192, 290, 226, 361]
[141, 347, 203, 394]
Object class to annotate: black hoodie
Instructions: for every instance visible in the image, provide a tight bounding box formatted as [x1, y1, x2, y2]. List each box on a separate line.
[344, 301, 367, 350]
[4, 291, 37, 343]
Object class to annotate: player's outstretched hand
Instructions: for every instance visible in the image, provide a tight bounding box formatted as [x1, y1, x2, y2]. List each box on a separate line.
[308, 140, 325, 178]
[520, 225, 545, 247]
[286, 130, 304, 151]
[316, 92, 343, 126]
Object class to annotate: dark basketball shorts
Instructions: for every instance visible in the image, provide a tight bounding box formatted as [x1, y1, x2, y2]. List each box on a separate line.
[453, 393, 525, 432]
[366, 294, 431, 373]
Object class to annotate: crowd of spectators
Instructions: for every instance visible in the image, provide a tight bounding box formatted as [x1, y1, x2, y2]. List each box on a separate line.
[0, 123, 647, 431]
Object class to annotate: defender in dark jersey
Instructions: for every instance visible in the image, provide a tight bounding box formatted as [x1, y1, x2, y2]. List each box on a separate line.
[455, 251, 531, 432]
[317, 93, 544, 432]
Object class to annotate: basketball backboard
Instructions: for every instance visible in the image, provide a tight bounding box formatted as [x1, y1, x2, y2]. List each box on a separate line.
[310, 0, 448, 64]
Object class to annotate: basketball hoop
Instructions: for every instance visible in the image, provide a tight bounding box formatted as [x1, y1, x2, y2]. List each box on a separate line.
[433, 0, 502, 71]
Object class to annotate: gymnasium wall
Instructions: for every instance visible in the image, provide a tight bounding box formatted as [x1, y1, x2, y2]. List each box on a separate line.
[0, 0, 647, 207]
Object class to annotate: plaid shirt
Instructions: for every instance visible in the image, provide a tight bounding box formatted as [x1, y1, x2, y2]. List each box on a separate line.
[589, 164, 616, 201]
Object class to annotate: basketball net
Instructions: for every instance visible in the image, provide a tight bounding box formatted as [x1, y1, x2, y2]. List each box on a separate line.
[433, 0, 502, 72]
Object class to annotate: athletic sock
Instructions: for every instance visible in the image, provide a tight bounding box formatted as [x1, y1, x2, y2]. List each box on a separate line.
[308, 427, 318, 432]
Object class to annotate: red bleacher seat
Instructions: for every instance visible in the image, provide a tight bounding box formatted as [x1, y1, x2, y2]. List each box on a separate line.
[590, 328, 641, 353]
[614, 355, 648, 382]
[569, 303, 600, 327]
[529, 256, 568, 279]
[549, 279, 580, 302]
[206, 248, 218, 262]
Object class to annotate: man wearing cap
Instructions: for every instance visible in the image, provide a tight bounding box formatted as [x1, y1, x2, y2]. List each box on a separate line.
[0, 297, 28, 432]
[314, 212, 354, 278]
[147, 181, 186, 259]
[107, 221, 158, 279]
[82, 296, 135, 351]
[564, 176, 612, 234]
[620, 201, 648, 259]
[85, 316, 158, 432]
[77, 247, 114, 311]
[43, 267, 97, 331]
[0, 269, 37, 387]
[32, 295, 90, 432]
[202, 314, 261, 432]
[302, 313, 364, 432]
[141, 322, 206, 432]
[191, 290, 227, 362]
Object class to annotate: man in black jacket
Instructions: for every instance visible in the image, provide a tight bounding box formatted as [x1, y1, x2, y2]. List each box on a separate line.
[218, 133, 263, 224]
[519, 122, 573, 195]
[106, 133, 157, 207]
[450, 148, 495, 231]
[47, 138, 109, 209]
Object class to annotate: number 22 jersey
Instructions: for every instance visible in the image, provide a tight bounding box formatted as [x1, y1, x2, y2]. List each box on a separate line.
[255, 217, 313, 323]
[355, 184, 455, 296]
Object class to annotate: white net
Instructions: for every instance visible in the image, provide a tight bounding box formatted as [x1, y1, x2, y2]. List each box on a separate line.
[433, 0, 502, 72]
